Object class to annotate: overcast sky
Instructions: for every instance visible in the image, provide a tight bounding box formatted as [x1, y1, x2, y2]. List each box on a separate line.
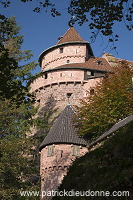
[1, 1, 133, 74]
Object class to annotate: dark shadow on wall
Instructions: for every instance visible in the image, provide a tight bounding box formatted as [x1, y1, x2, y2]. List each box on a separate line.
[41, 151, 72, 200]
[32, 95, 59, 165]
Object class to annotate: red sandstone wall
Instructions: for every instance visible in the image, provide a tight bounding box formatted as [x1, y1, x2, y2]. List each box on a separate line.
[41, 44, 87, 70]
[30, 69, 102, 115]
[40, 144, 88, 199]
[30, 69, 85, 92]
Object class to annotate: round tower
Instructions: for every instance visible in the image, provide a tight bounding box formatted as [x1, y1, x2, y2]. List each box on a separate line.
[30, 27, 112, 115]
[39, 105, 88, 199]
[31, 27, 113, 199]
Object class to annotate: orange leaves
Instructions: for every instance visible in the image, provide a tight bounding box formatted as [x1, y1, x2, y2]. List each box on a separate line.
[76, 61, 133, 140]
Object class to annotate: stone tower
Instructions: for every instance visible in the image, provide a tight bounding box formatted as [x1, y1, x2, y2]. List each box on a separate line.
[30, 27, 113, 199]
[39, 105, 88, 199]
[30, 27, 112, 114]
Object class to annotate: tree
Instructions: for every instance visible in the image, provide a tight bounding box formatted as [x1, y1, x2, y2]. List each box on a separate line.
[0, 16, 40, 200]
[0, 15, 37, 102]
[1, 0, 133, 47]
[75, 61, 133, 141]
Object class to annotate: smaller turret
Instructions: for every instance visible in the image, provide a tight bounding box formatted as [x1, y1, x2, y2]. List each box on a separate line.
[40, 104, 88, 199]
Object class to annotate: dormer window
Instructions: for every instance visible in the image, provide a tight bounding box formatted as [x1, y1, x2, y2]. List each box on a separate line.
[60, 48, 63, 53]
[96, 60, 102, 65]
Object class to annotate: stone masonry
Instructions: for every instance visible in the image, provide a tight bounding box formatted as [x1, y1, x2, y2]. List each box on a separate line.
[30, 27, 115, 199]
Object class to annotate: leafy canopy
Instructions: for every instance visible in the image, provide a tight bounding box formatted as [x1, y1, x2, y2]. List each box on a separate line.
[1, 0, 133, 48]
[76, 61, 133, 141]
[0, 16, 39, 200]
[0, 15, 37, 102]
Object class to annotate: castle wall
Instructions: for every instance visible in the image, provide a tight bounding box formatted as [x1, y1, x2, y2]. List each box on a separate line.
[30, 69, 85, 92]
[30, 70, 102, 116]
[41, 44, 87, 70]
[40, 144, 88, 199]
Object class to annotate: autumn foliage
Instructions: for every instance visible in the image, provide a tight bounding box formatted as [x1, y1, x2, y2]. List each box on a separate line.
[76, 61, 133, 140]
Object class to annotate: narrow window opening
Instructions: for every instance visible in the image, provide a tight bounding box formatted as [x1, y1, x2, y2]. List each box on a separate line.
[91, 71, 94, 76]
[60, 73, 62, 77]
[45, 73, 48, 79]
[72, 145, 80, 156]
[60, 48, 63, 53]
[67, 60, 70, 63]
[47, 145, 54, 157]
[90, 88, 94, 95]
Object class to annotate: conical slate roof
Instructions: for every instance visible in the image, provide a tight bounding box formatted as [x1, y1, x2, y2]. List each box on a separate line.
[57, 27, 85, 44]
[39, 105, 87, 151]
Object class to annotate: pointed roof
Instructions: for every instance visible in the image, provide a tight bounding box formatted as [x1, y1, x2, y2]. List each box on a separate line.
[39, 105, 87, 151]
[57, 27, 85, 45]
[38, 27, 94, 65]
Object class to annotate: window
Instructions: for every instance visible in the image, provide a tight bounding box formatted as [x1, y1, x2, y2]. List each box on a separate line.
[96, 60, 102, 65]
[47, 145, 54, 157]
[67, 60, 70, 63]
[84, 71, 95, 80]
[60, 48, 63, 53]
[60, 73, 62, 77]
[67, 93, 72, 98]
[91, 71, 94, 76]
[90, 88, 94, 95]
[72, 145, 80, 156]
[45, 73, 48, 79]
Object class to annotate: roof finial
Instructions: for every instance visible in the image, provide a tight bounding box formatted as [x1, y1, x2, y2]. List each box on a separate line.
[66, 93, 72, 105]
[68, 15, 76, 27]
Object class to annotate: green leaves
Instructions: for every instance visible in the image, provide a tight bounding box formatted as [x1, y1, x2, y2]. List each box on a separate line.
[68, 0, 133, 44]
[0, 16, 37, 102]
[76, 61, 133, 140]
[1, 0, 133, 46]
[0, 16, 39, 199]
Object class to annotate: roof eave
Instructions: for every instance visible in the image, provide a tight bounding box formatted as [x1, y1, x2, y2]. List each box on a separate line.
[39, 141, 87, 152]
[42, 66, 113, 74]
